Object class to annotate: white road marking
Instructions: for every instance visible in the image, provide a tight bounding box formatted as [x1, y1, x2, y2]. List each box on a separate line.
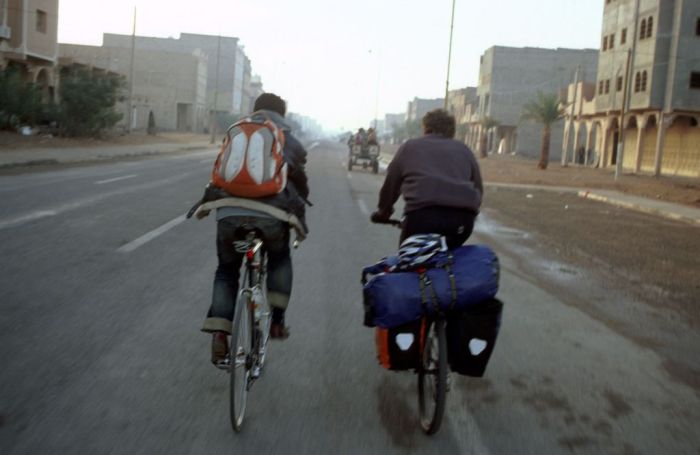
[0, 172, 195, 231]
[0, 211, 58, 230]
[357, 199, 370, 216]
[95, 174, 137, 185]
[117, 215, 186, 253]
[309, 141, 320, 150]
[347, 173, 353, 180]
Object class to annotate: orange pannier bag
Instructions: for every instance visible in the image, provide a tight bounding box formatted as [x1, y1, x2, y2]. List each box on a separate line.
[212, 114, 287, 198]
[375, 318, 426, 370]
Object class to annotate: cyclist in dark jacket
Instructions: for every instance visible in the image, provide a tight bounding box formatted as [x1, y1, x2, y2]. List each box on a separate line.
[371, 109, 482, 248]
[196, 93, 310, 365]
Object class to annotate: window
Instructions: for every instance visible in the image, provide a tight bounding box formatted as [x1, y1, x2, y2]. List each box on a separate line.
[641, 71, 648, 91]
[634, 72, 641, 92]
[603, 36, 608, 51]
[599, 80, 605, 95]
[640, 19, 647, 40]
[617, 76, 623, 91]
[605, 79, 611, 94]
[621, 28, 627, 45]
[690, 72, 700, 89]
[646, 16, 654, 38]
[36, 9, 47, 33]
[609, 33, 615, 49]
[696, 18, 700, 36]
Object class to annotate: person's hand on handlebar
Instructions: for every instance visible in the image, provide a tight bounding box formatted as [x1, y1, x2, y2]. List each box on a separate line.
[370, 211, 389, 224]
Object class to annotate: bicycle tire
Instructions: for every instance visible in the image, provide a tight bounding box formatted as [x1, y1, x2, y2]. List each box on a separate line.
[230, 289, 253, 432]
[418, 318, 447, 435]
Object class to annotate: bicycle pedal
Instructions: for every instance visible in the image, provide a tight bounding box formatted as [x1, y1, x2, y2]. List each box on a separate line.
[214, 358, 231, 371]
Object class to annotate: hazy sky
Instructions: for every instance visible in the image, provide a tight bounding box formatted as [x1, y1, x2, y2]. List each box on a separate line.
[58, 0, 604, 131]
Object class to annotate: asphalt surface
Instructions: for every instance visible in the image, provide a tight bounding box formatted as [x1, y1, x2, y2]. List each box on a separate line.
[1, 141, 698, 454]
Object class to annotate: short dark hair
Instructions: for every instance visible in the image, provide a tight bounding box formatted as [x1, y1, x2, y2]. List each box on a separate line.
[254, 93, 287, 117]
[422, 109, 456, 138]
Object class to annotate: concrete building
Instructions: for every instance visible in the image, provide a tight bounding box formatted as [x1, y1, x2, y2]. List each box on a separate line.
[447, 87, 478, 142]
[562, 0, 700, 177]
[383, 112, 406, 143]
[102, 33, 252, 119]
[466, 46, 598, 158]
[406, 97, 444, 122]
[0, 0, 58, 101]
[246, 74, 264, 113]
[60, 44, 208, 132]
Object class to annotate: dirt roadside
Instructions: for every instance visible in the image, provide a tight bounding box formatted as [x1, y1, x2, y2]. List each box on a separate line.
[0, 131, 210, 151]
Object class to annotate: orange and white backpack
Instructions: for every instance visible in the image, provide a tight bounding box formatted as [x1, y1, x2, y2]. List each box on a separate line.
[211, 114, 287, 198]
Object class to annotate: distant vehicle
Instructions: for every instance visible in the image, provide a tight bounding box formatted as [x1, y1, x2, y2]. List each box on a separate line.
[348, 142, 380, 174]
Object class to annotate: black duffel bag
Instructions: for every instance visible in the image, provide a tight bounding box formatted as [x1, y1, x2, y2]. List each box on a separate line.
[446, 298, 503, 377]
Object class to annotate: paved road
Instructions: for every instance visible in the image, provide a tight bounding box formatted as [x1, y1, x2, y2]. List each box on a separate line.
[1, 141, 698, 454]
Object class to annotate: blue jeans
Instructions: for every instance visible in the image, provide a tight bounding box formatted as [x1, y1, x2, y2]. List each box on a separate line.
[202, 216, 292, 334]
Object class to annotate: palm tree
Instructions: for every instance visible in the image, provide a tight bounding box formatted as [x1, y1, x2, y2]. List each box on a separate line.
[520, 92, 564, 169]
[478, 116, 499, 158]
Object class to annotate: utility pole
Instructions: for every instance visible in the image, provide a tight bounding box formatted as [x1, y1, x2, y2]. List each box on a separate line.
[615, 49, 632, 180]
[127, 7, 136, 133]
[444, 0, 457, 110]
[209, 34, 222, 145]
[562, 66, 580, 166]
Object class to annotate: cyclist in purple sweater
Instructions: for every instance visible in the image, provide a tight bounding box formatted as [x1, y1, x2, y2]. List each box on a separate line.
[371, 109, 483, 248]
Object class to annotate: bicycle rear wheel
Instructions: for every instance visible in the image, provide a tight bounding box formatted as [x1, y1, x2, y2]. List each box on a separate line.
[230, 290, 253, 432]
[418, 317, 447, 435]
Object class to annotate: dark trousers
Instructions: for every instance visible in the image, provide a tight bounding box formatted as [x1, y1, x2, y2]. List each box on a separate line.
[400, 206, 477, 249]
[202, 217, 292, 334]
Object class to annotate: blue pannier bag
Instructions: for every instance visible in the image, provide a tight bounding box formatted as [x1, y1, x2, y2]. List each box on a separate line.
[362, 245, 499, 329]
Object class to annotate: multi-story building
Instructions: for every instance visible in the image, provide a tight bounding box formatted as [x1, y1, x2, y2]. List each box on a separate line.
[102, 33, 252, 118]
[60, 44, 208, 132]
[0, 0, 58, 101]
[447, 87, 477, 142]
[466, 46, 598, 158]
[383, 112, 406, 143]
[562, 0, 700, 177]
[406, 97, 444, 122]
[246, 75, 264, 113]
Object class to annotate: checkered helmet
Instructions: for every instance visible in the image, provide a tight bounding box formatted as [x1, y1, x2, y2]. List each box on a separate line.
[393, 234, 448, 271]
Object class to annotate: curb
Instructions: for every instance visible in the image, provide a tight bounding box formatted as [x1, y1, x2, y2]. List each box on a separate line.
[577, 190, 700, 227]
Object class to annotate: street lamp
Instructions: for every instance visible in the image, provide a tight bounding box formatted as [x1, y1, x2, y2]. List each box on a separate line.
[444, 0, 456, 109]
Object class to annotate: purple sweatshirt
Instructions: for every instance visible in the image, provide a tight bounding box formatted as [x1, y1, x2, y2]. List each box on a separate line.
[377, 134, 483, 217]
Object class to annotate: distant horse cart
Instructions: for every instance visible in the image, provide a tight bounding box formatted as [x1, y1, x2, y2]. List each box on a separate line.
[348, 143, 380, 174]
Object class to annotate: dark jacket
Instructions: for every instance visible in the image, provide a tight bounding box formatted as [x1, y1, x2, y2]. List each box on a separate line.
[376, 134, 482, 218]
[189, 110, 310, 223]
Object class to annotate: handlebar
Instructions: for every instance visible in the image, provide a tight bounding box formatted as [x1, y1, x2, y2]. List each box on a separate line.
[373, 218, 402, 228]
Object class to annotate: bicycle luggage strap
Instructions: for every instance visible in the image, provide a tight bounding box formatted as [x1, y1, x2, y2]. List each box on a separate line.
[195, 197, 308, 241]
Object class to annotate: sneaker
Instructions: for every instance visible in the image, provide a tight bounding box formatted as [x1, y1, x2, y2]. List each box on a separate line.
[269, 323, 290, 340]
[211, 331, 229, 365]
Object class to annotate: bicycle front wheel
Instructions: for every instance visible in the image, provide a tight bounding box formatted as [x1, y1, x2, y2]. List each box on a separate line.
[418, 318, 447, 435]
[230, 291, 253, 432]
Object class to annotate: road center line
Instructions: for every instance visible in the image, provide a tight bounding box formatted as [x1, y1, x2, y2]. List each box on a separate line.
[95, 174, 138, 185]
[117, 215, 186, 253]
